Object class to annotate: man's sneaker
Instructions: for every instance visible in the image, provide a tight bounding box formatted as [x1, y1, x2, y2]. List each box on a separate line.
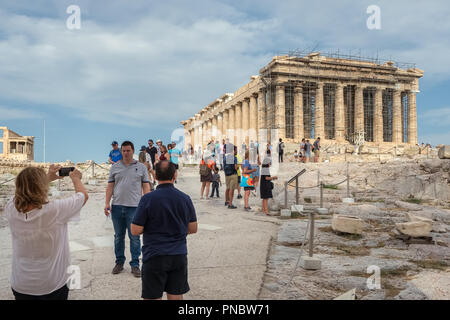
[225, 201, 229, 206]
[131, 266, 141, 278]
[244, 207, 252, 212]
[237, 194, 242, 199]
[228, 205, 237, 209]
[112, 263, 124, 275]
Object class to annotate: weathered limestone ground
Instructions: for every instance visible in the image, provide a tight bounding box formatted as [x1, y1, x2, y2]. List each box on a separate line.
[1, 155, 449, 300]
[260, 157, 450, 300]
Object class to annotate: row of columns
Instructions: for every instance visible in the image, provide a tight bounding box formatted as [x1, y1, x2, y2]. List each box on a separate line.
[188, 82, 417, 150]
[274, 83, 417, 145]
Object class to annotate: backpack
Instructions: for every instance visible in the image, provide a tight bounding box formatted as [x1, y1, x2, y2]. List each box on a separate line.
[199, 163, 210, 176]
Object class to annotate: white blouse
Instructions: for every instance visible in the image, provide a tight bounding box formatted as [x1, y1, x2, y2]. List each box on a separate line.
[5, 192, 85, 295]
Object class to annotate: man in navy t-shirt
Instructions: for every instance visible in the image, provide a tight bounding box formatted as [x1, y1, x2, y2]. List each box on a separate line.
[131, 161, 197, 300]
[109, 141, 123, 164]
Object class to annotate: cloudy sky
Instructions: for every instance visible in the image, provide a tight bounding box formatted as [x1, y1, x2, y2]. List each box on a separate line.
[0, 0, 449, 162]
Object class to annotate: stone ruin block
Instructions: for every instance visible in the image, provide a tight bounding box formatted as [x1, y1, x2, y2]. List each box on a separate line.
[331, 214, 364, 235]
[438, 145, 450, 159]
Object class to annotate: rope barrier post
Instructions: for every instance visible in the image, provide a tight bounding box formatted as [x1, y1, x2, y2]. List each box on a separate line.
[317, 170, 320, 187]
[295, 175, 299, 205]
[284, 181, 288, 209]
[346, 162, 350, 198]
[309, 211, 315, 257]
[320, 182, 324, 208]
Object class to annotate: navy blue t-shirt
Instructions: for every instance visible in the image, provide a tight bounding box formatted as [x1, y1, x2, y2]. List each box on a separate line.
[132, 183, 197, 262]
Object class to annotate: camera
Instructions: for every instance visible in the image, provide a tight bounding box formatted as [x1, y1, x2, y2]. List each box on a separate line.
[58, 167, 75, 176]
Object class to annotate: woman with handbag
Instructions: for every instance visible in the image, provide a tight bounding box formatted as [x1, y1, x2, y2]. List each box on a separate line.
[241, 150, 257, 212]
[260, 157, 278, 215]
[199, 154, 215, 199]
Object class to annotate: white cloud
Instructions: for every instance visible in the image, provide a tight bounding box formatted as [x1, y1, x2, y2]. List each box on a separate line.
[0, 105, 43, 120]
[0, 0, 449, 129]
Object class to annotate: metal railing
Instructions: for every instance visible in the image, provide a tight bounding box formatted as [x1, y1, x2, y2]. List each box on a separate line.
[284, 169, 306, 209]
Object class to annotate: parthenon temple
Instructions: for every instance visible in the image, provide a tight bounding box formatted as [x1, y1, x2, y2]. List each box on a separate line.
[181, 52, 423, 151]
[0, 127, 35, 161]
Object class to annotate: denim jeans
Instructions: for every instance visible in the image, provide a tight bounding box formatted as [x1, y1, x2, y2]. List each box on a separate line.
[210, 181, 219, 197]
[111, 205, 141, 267]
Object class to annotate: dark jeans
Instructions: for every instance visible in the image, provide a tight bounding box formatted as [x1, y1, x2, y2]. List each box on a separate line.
[111, 205, 141, 268]
[210, 181, 219, 197]
[12, 285, 69, 300]
[278, 152, 284, 163]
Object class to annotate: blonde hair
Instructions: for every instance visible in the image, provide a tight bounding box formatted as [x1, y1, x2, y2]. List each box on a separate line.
[14, 167, 49, 213]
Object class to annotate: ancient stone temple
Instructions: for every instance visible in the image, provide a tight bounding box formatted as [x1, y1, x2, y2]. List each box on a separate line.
[181, 52, 423, 151]
[0, 127, 35, 161]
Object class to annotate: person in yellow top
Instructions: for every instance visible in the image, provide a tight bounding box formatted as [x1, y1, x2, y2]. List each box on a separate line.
[236, 153, 243, 199]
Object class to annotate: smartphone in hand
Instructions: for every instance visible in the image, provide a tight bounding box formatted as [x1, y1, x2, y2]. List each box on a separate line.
[58, 167, 75, 177]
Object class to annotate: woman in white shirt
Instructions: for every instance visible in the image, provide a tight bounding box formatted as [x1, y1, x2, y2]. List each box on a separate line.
[5, 164, 88, 300]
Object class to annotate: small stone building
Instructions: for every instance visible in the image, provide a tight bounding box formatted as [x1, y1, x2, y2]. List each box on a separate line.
[0, 127, 34, 161]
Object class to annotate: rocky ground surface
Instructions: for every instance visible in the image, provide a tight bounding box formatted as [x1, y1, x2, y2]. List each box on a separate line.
[0, 156, 449, 300]
[260, 157, 450, 300]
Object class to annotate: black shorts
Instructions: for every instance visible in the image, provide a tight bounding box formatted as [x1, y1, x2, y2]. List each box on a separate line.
[142, 255, 189, 299]
[244, 187, 255, 191]
[174, 164, 179, 170]
[12, 284, 69, 300]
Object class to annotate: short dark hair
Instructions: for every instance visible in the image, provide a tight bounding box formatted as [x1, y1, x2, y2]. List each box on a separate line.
[121, 141, 134, 151]
[155, 161, 176, 181]
[148, 139, 153, 143]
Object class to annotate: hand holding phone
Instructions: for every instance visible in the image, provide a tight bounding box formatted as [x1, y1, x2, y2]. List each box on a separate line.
[58, 167, 75, 177]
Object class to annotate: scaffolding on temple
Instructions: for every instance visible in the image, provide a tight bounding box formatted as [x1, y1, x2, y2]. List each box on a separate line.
[258, 48, 415, 145]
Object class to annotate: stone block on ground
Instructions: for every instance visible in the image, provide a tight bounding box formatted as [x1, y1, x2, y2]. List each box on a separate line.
[280, 209, 291, 218]
[331, 214, 364, 235]
[395, 221, 432, 238]
[342, 198, 355, 204]
[300, 255, 321, 270]
[438, 145, 450, 159]
[334, 288, 356, 300]
[291, 205, 304, 213]
[406, 212, 433, 225]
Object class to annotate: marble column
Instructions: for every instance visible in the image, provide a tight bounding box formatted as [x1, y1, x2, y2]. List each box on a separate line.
[392, 89, 402, 143]
[257, 89, 266, 143]
[408, 91, 418, 145]
[275, 85, 286, 140]
[212, 116, 218, 140]
[217, 113, 223, 139]
[242, 98, 250, 146]
[374, 87, 384, 143]
[228, 105, 235, 145]
[354, 85, 364, 135]
[249, 94, 258, 144]
[223, 110, 229, 140]
[190, 129, 194, 151]
[293, 86, 304, 141]
[334, 83, 345, 142]
[315, 82, 324, 139]
[235, 102, 243, 147]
